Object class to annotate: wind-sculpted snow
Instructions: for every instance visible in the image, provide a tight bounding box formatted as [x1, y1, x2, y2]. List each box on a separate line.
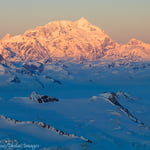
[0, 114, 92, 143]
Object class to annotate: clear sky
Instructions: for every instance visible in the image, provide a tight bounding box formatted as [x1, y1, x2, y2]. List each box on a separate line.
[0, 0, 150, 43]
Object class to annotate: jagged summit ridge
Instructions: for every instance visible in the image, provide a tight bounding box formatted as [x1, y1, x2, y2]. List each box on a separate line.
[0, 18, 150, 62]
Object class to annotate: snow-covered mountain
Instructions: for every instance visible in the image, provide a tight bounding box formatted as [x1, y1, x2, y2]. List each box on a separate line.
[0, 18, 150, 150]
[0, 17, 150, 62]
[104, 38, 150, 61]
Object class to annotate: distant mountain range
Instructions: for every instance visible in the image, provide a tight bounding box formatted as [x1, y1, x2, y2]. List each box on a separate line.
[0, 17, 150, 62]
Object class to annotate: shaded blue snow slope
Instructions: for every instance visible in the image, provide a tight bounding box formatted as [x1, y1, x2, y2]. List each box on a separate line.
[0, 60, 150, 149]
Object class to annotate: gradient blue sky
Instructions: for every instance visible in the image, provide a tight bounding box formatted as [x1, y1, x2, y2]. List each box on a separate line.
[0, 0, 150, 43]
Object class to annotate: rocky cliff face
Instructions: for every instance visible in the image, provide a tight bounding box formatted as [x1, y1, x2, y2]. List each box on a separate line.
[0, 18, 150, 62]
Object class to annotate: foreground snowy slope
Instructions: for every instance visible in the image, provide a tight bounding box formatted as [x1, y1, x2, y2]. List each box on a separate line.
[0, 85, 150, 150]
[0, 58, 150, 150]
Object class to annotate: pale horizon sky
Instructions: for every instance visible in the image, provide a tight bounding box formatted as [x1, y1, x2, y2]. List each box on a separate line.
[0, 0, 150, 43]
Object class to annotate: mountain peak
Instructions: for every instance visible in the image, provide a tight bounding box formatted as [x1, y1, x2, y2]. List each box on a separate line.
[1, 33, 12, 40]
[76, 17, 90, 27]
[128, 38, 143, 45]
[77, 17, 89, 23]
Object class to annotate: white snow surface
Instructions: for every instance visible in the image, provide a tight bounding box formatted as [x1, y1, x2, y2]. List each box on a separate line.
[0, 59, 150, 150]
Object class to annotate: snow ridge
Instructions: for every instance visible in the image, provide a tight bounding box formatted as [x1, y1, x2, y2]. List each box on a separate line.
[0, 115, 92, 143]
[98, 92, 150, 129]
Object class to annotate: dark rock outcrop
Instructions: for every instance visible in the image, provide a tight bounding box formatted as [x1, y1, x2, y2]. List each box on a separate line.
[29, 92, 59, 103]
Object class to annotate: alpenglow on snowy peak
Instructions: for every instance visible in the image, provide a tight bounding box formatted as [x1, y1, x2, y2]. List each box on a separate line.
[0, 17, 150, 62]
